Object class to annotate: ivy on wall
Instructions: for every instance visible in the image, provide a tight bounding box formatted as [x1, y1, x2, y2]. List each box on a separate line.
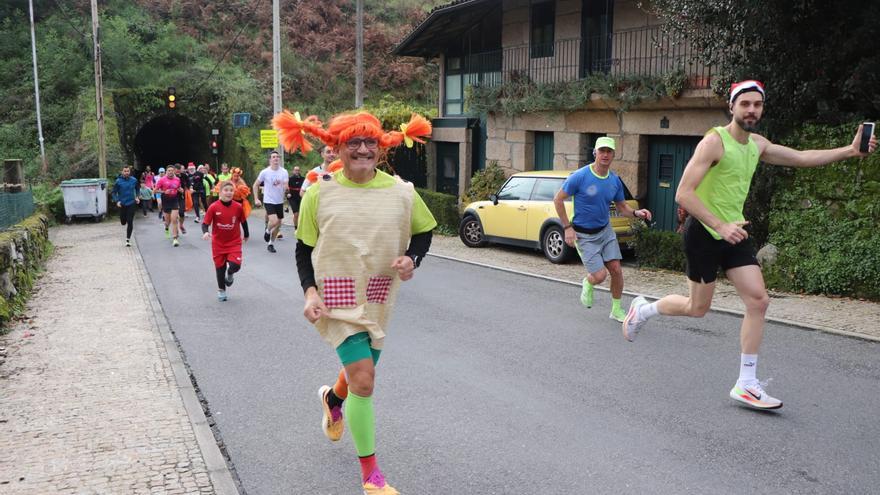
[465, 70, 688, 116]
[764, 122, 880, 300]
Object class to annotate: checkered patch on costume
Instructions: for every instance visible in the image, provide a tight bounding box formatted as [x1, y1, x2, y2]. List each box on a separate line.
[322, 277, 357, 308]
[366, 275, 393, 304]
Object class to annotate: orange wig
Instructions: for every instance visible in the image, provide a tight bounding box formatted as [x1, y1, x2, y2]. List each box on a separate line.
[272, 110, 432, 155]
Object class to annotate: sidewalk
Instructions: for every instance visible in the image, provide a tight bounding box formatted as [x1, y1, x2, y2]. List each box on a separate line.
[429, 235, 880, 341]
[0, 222, 237, 494]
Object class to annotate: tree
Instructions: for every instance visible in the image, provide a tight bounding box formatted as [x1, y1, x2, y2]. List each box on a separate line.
[648, 0, 880, 136]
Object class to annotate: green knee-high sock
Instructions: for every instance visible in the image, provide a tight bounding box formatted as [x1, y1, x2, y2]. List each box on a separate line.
[345, 390, 376, 457]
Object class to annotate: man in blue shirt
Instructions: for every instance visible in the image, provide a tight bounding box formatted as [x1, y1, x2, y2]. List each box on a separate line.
[112, 166, 140, 246]
[553, 137, 652, 321]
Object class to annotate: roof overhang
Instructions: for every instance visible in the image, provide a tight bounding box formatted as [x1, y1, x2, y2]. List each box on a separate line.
[393, 0, 499, 58]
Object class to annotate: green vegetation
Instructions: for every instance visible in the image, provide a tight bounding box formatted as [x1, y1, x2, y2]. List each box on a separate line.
[467, 72, 688, 116]
[1, 0, 443, 183]
[764, 122, 880, 300]
[31, 184, 65, 223]
[632, 223, 686, 273]
[650, 0, 880, 136]
[0, 213, 51, 330]
[416, 188, 458, 233]
[462, 162, 506, 205]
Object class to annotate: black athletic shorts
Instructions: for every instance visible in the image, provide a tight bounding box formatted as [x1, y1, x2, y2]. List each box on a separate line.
[682, 217, 759, 283]
[264, 202, 284, 219]
[288, 195, 302, 213]
[162, 195, 179, 213]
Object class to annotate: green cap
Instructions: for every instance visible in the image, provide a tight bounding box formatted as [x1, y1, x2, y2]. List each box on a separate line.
[594, 136, 616, 150]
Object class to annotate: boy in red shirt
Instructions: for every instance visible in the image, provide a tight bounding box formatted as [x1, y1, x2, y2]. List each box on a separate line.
[202, 181, 249, 301]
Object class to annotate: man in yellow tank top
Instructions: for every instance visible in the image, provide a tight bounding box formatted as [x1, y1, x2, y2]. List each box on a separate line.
[622, 80, 877, 410]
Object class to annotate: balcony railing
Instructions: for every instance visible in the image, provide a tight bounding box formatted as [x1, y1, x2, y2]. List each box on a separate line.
[459, 25, 715, 90]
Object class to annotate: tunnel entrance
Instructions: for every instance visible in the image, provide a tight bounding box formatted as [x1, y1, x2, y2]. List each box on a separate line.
[133, 114, 211, 172]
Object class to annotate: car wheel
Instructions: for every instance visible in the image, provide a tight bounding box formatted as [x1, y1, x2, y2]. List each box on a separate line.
[542, 225, 574, 264]
[459, 215, 487, 248]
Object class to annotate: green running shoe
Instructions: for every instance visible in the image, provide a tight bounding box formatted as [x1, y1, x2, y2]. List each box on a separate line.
[164, 227, 170, 239]
[609, 306, 626, 322]
[580, 278, 593, 308]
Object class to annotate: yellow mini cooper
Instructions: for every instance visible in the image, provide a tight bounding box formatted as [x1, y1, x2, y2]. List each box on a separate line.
[459, 170, 639, 263]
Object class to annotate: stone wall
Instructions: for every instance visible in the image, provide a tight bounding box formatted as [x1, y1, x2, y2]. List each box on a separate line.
[0, 213, 50, 327]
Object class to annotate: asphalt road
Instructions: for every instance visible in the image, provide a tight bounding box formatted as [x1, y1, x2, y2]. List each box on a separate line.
[134, 213, 880, 495]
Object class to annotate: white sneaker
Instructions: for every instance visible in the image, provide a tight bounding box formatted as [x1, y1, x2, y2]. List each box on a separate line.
[729, 380, 783, 410]
[622, 296, 649, 342]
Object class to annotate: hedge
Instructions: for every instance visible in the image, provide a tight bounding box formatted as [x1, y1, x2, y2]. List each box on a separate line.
[633, 225, 686, 273]
[765, 121, 880, 299]
[415, 188, 458, 232]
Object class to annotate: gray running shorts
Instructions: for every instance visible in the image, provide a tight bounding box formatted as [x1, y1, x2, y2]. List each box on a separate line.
[575, 224, 622, 274]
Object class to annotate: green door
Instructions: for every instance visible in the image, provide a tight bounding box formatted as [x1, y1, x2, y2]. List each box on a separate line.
[534, 132, 554, 170]
[648, 136, 700, 231]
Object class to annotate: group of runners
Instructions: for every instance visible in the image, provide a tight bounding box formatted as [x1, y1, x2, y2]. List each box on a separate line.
[113, 141, 339, 301]
[111, 79, 875, 495]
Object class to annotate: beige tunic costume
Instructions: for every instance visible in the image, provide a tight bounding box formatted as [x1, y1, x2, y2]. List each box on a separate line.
[312, 175, 414, 350]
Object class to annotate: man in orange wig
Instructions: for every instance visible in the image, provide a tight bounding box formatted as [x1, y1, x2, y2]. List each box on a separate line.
[274, 109, 435, 495]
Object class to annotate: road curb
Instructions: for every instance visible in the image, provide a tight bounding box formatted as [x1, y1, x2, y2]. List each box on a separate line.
[132, 240, 242, 495]
[428, 253, 880, 344]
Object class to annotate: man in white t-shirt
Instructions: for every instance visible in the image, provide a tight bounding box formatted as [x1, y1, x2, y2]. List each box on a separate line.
[299, 144, 337, 197]
[253, 150, 289, 253]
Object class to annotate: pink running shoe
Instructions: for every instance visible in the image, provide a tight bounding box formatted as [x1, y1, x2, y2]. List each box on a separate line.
[362, 468, 400, 495]
[318, 385, 344, 441]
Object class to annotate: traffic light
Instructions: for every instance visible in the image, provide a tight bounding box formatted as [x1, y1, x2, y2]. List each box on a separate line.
[166, 87, 176, 109]
[211, 138, 218, 154]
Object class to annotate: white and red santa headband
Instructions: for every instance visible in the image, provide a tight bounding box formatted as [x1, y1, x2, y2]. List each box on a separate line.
[729, 80, 765, 104]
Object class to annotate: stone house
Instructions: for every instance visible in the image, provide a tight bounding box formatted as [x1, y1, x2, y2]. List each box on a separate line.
[394, 0, 730, 231]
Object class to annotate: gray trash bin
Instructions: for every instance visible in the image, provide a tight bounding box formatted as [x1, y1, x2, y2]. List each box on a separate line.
[60, 179, 108, 223]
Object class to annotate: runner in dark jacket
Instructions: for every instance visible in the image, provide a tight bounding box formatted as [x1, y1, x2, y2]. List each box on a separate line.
[112, 166, 140, 246]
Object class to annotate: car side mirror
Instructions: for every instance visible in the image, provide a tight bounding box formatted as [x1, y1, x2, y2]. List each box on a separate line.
[490, 194, 498, 205]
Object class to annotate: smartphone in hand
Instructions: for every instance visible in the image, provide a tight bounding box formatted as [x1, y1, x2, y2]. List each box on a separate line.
[860, 122, 875, 153]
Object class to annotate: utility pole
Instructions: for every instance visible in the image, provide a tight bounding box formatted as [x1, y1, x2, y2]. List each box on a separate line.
[28, 0, 48, 176]
[272, 0, 284, 167]
[90, 0, 107, 178]
[355, 0, 364, 107]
